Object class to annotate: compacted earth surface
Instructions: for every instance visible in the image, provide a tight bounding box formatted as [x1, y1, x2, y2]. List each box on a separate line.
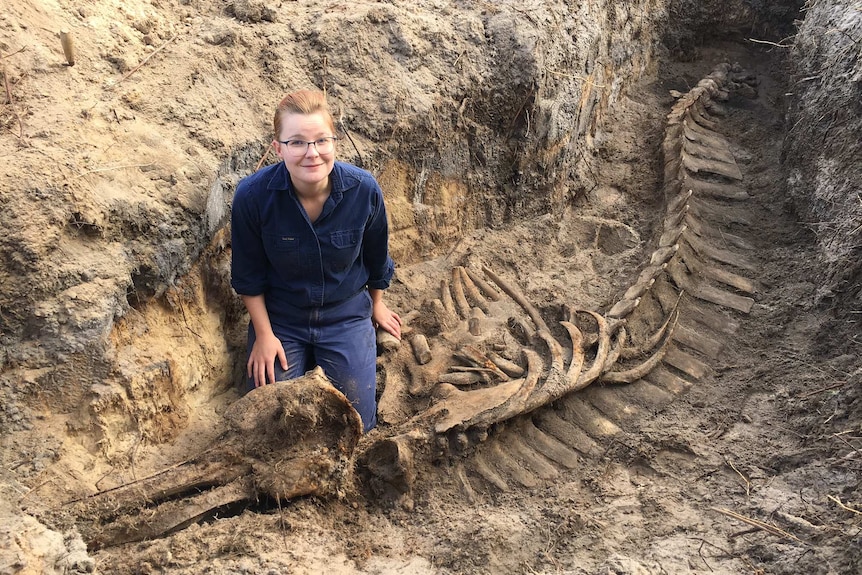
[1, 1, 860, 574]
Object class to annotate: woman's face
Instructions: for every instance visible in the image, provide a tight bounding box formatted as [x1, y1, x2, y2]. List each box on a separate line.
[273, 111, 336, 192]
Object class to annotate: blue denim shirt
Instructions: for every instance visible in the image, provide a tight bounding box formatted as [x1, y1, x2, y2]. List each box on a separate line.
[230, 161, 394, 312]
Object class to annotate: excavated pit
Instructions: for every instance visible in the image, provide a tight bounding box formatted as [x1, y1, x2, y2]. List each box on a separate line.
[1, 1, 860, 574]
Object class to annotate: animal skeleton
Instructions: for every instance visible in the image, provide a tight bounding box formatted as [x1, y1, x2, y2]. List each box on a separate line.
[72, 63, 757, 546]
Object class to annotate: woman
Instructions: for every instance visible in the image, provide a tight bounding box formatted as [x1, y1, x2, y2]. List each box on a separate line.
[230, 89, 401, 432]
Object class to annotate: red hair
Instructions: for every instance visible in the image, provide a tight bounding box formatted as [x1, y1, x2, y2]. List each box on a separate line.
[273, 90, 336, 139]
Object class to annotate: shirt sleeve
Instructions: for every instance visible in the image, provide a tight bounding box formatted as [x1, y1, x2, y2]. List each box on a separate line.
[362, 178, 395, 290]
[230, 176, 268, 296]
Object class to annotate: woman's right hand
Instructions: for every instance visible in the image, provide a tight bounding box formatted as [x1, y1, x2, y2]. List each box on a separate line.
[247, 331, 288, 388]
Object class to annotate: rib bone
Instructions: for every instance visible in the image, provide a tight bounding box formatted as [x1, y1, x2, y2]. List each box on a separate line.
[482, 265, 551, 333]
[601, 308, 679, 383]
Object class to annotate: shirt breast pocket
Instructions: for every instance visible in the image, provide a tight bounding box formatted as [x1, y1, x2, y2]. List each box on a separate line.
[264, 233, 303, 272]
[329, 229, 361, 272]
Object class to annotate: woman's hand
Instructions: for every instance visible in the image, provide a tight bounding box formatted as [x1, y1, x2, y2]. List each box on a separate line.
[372, 299, 402, 340]
[242, 294, 288, 387]
[247, 331, 288, 388]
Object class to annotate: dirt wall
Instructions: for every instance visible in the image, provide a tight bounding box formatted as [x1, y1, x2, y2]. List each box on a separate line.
[786, 0, 862, 308]
[663, 0, 805, 54]
[0, 0, 673, 444]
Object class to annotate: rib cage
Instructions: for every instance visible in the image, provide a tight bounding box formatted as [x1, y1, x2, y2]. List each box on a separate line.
[364, 62, 758, 502]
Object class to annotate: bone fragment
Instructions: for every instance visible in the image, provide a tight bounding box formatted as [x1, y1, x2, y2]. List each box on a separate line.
[464, 266, 502, 301]
[431, 298, 456, 331]
[438, 372, 483, 386]
[664, 203, 690, 229]
[688, 196, 752, 226]
[469, 307, 484, 336]
[519, 326, 577, 409]
[687, 101, 719, 130]
[89, 478, 255, 549]
[604, 326, 627, 367]
[564, 307, 600, 348]
[664, 347, 711, 380]
[378, 365, 410, 425]
[682, 230, 756, 271]
[60, 30, 75, 66]
[518, 418, 580, 469]
[486, 350, 524, 378]
[683, 109, 721, 139]
[692, 99, 719, 128]
[471, 427, 489, 443]
[560, 321, 586, 380]
[453, 432, 470, 452]
[681, 175, 749, 201]
[458, 267, 490, 312]
[453, 345, 511, 381]
[635, 264, 668, 286]
[429, 378, 525, 433]
[623, 278, 655, 301]
[573, 311, 612, 391]
[71, 456, 249, 514]
[602, 309, 678, 383]
[683, 119, 732, 154]
[435, 435, 449, 456]
[440, 279, 456, 318]
[508, 432, 559, 479]
[662, 133, 682, 165]
[399, 309, 420, 338]
[664, 156, 683, 185]
[608, 297, 640, 319]
[410, 334, 432, 365]
[674, 324, 724, 359]
[357, 434, 418, 505]
[449, 366, 503, 383]
[407, 363, 433, 396]
[697, 77, 727, 98]
[468, 349, 543, 427]
[471, 451, 510, 491]
[620, 294, 681, 359]
[666, 258, 755, 313]
[377, 326, 401, 352]
[507, 316, 535, 346]
[667, 188, 693, 213]
[683, 137, 737, 166]
[659, 224, 687, 247]
[451, 267, 471, 318]
[534, 329, 564, 373]
[650, 244, 680, 267]
[665, 174, 685, 203]
[560, 396, 622, 439]
[678, 243, 757, 293]
[682, 150, 743, 181]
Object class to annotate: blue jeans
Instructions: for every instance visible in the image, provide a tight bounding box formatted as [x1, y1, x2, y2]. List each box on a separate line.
[243, 290, 378, 432]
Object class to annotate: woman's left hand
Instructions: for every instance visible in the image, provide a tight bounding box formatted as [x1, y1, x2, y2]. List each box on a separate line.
[372, 300, 402, 340]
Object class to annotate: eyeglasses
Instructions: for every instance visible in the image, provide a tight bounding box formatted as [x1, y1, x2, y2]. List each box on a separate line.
[278, 136, 338, 157]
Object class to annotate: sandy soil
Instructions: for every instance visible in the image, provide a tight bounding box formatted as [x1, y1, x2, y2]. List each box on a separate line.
[1, 1, 859, 574]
